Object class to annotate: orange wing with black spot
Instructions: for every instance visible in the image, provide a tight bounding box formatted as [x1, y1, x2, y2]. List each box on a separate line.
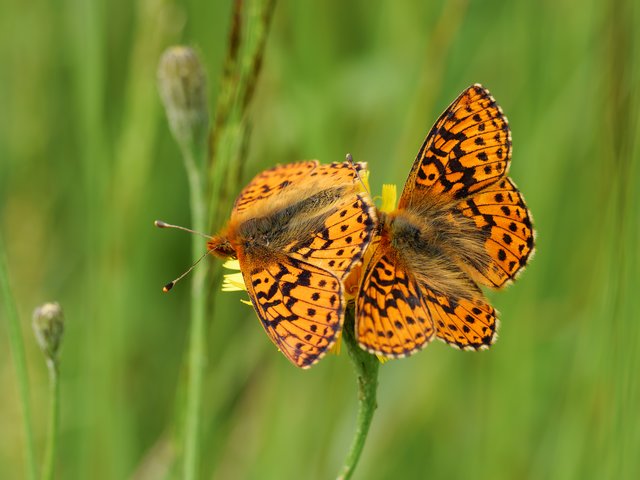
[356, 244, 436, 357]
[456, 177, 535, 288]
[239, 256, 343, 368]
[289, 193, 375, 280]
[356, 243, 498, 356]
[233, 161, 318, 214]
[234, 163, 376, 368]
[399, 84, 511, 208]
[233, 160, 369, 214]
[420, 286, 498, 349]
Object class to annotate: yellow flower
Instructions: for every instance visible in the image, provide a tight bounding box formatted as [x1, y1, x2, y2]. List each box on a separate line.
[221, 260, 253, 305]
[221, 260, 245, 291]
[379, 184, 397, 213]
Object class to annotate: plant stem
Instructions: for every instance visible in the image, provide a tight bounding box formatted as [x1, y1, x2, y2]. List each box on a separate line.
[337, 306, 380, 480]
[182, 144, 209, 480]
[0, 234, 37, 480]
[41, 360, 60, 480]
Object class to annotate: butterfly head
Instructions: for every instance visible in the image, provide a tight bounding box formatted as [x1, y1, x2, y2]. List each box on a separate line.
[206, 235, 236, 259]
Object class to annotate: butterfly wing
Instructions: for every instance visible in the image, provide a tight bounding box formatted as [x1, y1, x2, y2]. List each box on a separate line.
[356, 241, 498, 355]
[356, 243, 436, 357]
[420, 286, 498, 350]
[239, 255, 343, 368]
[233, 161, 319, 214]
[289, 192, 375, 281]
[233, 160, 369, 215]
[233, 162, 376, 368]
[399, 84, 511, 208]
[456, 177, 535, 288]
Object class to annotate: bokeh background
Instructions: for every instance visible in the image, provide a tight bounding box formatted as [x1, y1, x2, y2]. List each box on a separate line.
[1, 0, 639, 479]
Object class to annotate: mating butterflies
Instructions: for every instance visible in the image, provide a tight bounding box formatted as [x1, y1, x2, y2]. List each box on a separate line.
[177, 84, 533, 368]
[355, 84, 535, 357]
[207, 160, 376, 368]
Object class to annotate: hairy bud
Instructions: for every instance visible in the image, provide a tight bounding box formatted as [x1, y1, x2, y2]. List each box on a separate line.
[32, 302, 64, 365]
[157, 46, 210, 152]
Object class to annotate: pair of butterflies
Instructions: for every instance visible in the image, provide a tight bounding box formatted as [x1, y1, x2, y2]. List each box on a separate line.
[206, 84, 535, 368]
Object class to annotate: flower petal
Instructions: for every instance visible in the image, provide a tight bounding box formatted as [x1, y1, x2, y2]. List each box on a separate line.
[222, 272, 247, 292]
[222, 259, 241, 270]
[380, 184, 397, 213]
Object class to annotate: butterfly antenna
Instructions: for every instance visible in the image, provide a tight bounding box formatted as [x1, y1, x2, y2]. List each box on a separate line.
[154, 220, 211, 240]
[345, 153, 370, 194]
[161, 248, 213, 292]
[155, 220, 214, 292]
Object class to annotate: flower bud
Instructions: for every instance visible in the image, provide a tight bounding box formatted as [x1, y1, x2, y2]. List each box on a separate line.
[157, 46, 210, 152]
[32, 302, 64, 364]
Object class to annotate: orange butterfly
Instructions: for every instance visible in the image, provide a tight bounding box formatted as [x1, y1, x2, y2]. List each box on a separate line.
[208, 160, 376, 368]
[355, 84, 535, 357]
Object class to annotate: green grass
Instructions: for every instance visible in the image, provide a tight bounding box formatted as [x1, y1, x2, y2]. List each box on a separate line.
[1, 0, 639, 478]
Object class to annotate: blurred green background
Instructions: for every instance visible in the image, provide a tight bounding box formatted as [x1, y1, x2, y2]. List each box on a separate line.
[1, 0, 639, 479]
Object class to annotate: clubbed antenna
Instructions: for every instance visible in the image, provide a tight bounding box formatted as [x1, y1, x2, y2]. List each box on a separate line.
[155, 220, 213, 292]
[161, 249, 213, 292]
[154, 220, 212, 240]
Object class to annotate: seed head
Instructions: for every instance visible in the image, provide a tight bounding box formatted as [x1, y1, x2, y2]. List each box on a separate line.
[32, 302, 64, 365]
[157, 46, 210, 152]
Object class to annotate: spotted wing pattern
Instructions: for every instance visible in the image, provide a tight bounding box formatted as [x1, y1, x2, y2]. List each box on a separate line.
[233, 161, 318, 214]
[356, 246, 436, 357]
[456, 177, 535, 287]
[399, 84, 511, 208]
[420, 286, 497, 349]
[312, 161, 369, 184]
[291, 193, 375, 280]
[234, 161, 368, 214]
[240, 256, 343, 368]
[232, 161, 376, 368]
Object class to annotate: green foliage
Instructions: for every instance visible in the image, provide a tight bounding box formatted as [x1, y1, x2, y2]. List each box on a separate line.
[1, 0, 639, 479]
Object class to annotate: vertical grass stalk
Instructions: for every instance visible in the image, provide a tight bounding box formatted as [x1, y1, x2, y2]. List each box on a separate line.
[41, 359, 60, 480]
[32, 302, 64, 480]
[158, 46, 210, 480]
[337, 306, 380, 480]
[182, 144, 209, 480]
[0, 235, 37, 480]
[159, 1, 276, 477]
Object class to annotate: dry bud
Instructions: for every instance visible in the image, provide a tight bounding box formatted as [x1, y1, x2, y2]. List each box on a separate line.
[32, 302, 64, 364]
[157, 46, 210, 153]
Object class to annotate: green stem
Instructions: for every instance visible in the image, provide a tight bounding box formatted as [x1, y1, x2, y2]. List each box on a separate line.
[181, 145, 209, 480]
[337, 307, 380, 480]
[0, 234, 37, 480]
[41, 360, 60, 480]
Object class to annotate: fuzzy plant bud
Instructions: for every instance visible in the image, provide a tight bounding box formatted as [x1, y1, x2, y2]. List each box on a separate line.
[157, 46, 210, 153]
[32, 302, 64, 365]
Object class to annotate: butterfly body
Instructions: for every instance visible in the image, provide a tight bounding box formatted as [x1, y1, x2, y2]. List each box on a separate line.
[382, 205, 488, 302]
[208, 160, 376, 368]
[356, 84, 535, 358]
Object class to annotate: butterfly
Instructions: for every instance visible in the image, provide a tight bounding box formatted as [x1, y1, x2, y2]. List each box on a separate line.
[355, 84, 535, 357]
[207, 160, 376, 368]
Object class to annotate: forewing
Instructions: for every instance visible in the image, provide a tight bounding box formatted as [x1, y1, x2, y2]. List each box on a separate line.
[400, 84, 511, 207]
[421, 286, 498, 349]
[233, 161, 318, 214]
[239, 255, 343, 369]
[356, 245, 436, 357]
[456, 177, 535, 287]
[233, 160, 369, 215]
[290, 192, 376, 280]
